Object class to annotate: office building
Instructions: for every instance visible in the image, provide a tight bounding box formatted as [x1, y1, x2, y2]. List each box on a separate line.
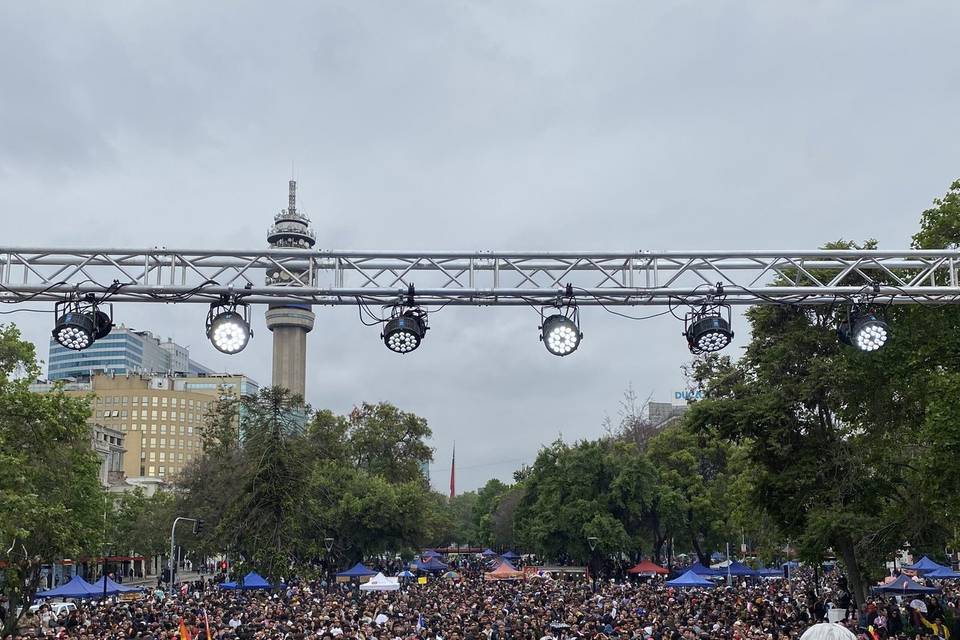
[31, 371, 259, 482]
[91, 423, 126, 488]
[648, 401, 688, 429]
[47, 325, 213, 381]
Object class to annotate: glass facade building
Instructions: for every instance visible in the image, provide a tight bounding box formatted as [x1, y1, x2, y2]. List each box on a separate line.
[47, 326, 211, 380]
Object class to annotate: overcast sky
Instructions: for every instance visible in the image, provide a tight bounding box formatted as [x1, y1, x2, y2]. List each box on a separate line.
[2, 1, 960, 491]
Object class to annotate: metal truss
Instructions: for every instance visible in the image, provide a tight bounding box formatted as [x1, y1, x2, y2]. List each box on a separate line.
[3, 247, 960, 307]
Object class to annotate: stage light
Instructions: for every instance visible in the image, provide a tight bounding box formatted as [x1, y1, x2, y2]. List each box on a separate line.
[53, 312, 96, 351]
[684, 304, 734, 355]
[839, 312, 889, 352]
[206, 299, 252, 354]
[382, 310, 427, 354]
[540, 314, 582, 356]
[52, 295, 113, 351]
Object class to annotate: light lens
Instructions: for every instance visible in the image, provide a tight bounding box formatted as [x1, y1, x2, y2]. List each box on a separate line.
[53, 312, 96, 351]
[541, 314, 582, 356]
[852, 316, 889, 352]
[383, 315, 425, 354]
[686, 315, 733, 354]
[208, 311, 250, 354]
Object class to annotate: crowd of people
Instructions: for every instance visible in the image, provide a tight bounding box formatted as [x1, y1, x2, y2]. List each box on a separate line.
[4, 563, 959, 640]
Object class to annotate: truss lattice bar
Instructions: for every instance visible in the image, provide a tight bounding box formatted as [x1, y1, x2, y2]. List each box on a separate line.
[2, 247, 960, 306]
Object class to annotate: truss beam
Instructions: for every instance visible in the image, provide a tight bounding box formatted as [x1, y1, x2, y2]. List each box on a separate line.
[2, 247, 960, 306]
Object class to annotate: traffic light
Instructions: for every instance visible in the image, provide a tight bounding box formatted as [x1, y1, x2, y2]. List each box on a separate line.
[193, 519, 205, 535]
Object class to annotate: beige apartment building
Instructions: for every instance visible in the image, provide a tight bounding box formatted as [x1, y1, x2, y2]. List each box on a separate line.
[32, 372, 258, 482]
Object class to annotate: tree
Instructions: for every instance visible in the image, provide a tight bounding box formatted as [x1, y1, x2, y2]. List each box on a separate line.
[0, 324, 105, 638]
[180, 396, 445, 575]
[108, 489, 176, 560]
[645, 419, 747, 566]
[513, 439, 656, 566]
[444, 491, 480, 545]
[346, 402, 433, 484]
[683, 182, 960, 605]
[197, 387, 312, 579]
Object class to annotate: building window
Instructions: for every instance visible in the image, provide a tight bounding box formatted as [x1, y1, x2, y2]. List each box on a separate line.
[152, 397, 158, 406]
[132, 410, 139, 419]
[150, 424, 157, 434]
[151, 411, 158, 419]
[96, 411, 103, 418]
[121, 410, 127, 418]
[149, 452, 156, 462]
[159, 466, 165, 475]
[121, 396, 128, 405]
[148, 465, 155, 475]
[150, 438, 156, 447]
[160, 438, 166, 447]
[161, 398, 167, 406]
[159, 452, 166, 462]
[161, 411, 167, 420]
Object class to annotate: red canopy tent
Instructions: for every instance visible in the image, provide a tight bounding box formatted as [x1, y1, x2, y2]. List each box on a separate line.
[626, 560, 669, 575]
[484, 562, 525, 581]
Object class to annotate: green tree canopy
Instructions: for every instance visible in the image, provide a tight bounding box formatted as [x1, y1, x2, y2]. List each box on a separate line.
[0, 324, 105, 637]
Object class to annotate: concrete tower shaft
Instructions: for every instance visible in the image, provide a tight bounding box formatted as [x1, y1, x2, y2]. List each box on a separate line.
[265, 180, 315, 396]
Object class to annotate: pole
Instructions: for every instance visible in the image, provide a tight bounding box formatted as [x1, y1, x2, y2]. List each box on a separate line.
[726, 542, 731, 587]
[169, 517, 196, 594]
[102, 506, 108, 600]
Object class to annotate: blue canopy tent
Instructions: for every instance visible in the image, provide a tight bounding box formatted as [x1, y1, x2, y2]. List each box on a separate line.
[219, 571, 273, 590]
[88, 576, 145, 596]
[421, 549, 443, 559]
[685, 562, 720, 576]
[873, 575, 940, 594]
[239, 572, 271, 589]
[666, 570, 715, 588]
[481, 548, 498, 557]
[397, 570, 415, 578]
[726, 561, 756, 577]
[755, 566, 784, 578]
[903, 556, 951, 575]
[493, 559, 518, 571]
[925, 567, 960, 580]
[415, 558, 449, 573]
[35, 575, 100, 599]
[501, 551, 520, 560]
[782, 561, 800, 569]
[337, 563, 378, 579]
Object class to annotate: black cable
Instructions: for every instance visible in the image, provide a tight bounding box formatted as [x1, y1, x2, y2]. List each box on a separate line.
[0, 307, 49, 315]
[0, 280, 71, 303]
[570, 287, 678, 321]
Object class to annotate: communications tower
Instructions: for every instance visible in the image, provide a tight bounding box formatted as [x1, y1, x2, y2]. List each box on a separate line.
[264, 180, 316, 397]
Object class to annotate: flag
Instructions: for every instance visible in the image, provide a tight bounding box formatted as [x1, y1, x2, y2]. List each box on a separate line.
[203, 609, 212, 640]
[417, 613, 425, 630]
[449, 444, 455, 499]
[179, 619, 192, 640]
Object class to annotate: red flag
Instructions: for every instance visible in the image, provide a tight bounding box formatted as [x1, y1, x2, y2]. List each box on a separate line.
[203, 609, 212, 640]
[449, 444, 456, 499]
[179, 619, 192, 640]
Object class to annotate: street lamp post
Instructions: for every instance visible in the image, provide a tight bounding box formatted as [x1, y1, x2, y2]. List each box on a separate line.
[587, 537, 599, 592]
[168, 517, 197, 594]
[324, 538, 335, 591]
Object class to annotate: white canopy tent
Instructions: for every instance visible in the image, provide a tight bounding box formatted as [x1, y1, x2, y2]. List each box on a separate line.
[360, 573, 401, 592]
